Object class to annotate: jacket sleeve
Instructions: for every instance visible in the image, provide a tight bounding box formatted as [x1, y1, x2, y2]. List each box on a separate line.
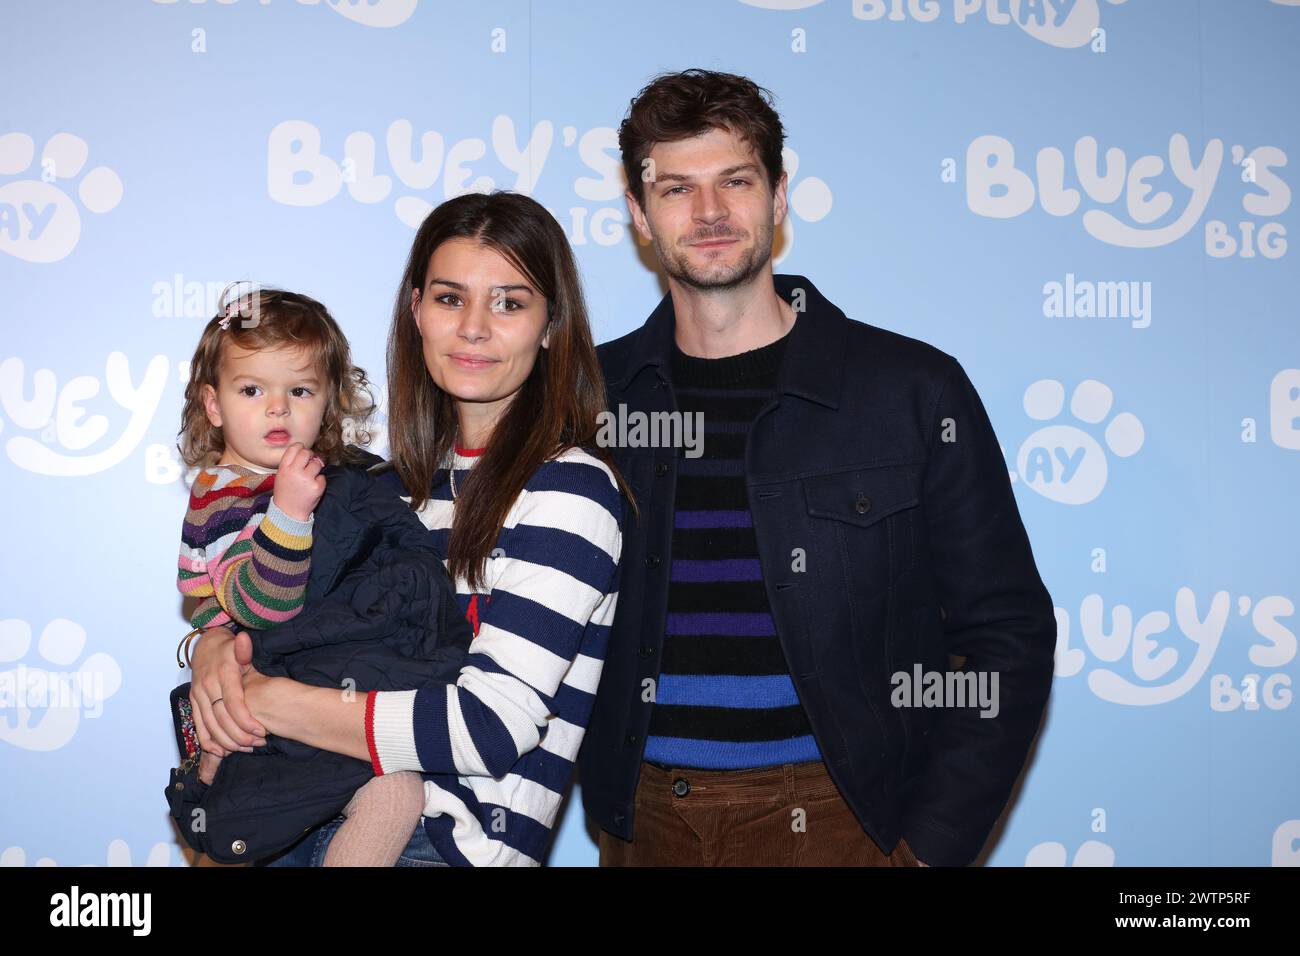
[202, 497, 316, 631]
[365, 462, 623, 780]
[898, 357, 1057, 867]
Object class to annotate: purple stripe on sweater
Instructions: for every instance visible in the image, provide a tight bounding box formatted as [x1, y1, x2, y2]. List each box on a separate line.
[665, 612, 777, 637]
[674, 510, 752, 529]
[254, 564, 312, 589]
[184, 503, 264, 542]
[670, 558, 763, 582]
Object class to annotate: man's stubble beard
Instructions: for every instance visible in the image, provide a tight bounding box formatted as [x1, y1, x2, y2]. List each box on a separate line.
[652, 215, 776, 293]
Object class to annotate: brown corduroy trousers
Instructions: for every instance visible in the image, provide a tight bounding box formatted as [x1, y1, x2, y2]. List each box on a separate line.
[598, 760, 922, 867]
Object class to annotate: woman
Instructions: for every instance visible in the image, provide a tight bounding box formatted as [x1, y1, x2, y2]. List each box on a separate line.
[186, 190, 633, 866]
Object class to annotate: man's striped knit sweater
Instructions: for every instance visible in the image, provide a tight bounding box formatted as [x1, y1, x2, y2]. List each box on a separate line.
[644, 330, 823, 769]
[177, 463, 315, 631]
[365, 444, 623, 866]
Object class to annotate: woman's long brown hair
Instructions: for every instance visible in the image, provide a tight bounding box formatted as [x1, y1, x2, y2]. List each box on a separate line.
[385, 190, 637, 591]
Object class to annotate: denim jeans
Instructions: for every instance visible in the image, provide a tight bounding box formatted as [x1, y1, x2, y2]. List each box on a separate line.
[257, 814, 449, 867]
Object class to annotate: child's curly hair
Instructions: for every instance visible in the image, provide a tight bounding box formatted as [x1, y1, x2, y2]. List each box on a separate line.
[177, 283, 376, 469]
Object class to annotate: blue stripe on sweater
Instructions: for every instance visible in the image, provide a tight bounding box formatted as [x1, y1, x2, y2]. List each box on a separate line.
[523, 458, 623, 524]
[477, 589, 606, 663]
[503, 523, 618, 592]
[655, 673, 802, 708]
[643, 734, 823, 769]
[421, 774, 552, 860]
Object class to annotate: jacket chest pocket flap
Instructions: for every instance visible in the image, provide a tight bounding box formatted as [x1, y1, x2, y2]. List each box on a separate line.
[802, 462, 921, 528]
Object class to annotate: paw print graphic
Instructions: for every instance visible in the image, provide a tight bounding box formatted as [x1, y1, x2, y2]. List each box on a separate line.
[1, 839, 177, 867]
[1013, 378, 1144, 505]
[774, 146, 831, 264]
[1025, 839, 1115, 866]
[1273, 820, 1300, 866]
[325, 0, 419, 29]
[0, 132, 123, 263]
[1016, 0, 1131, 50]
[0, 618, 121, 752]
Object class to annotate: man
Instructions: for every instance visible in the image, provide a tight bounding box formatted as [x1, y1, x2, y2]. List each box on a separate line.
[580, 68, 1057, 867]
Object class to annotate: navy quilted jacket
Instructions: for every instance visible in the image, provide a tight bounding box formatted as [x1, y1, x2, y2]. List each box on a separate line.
[168, 448, 471, 864]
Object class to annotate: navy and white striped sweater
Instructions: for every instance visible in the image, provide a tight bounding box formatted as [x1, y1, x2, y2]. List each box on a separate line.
[364, 445, 622, 866]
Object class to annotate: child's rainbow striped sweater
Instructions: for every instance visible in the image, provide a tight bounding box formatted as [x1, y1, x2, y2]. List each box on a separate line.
[177, 463, 315, 631]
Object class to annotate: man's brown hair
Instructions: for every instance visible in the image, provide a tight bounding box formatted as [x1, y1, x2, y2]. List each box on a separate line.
[619, 68, 786, 209]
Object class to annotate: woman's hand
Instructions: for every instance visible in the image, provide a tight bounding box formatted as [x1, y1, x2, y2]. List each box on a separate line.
[189, 627, 267, 757]
[239, 667, 287, 737]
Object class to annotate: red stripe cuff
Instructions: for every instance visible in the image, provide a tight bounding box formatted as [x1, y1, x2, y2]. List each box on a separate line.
[364, 691, 383, 776]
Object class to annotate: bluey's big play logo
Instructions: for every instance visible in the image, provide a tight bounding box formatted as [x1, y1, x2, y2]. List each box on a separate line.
[0, 352, 170, 477]
[740, 0, 1132, 49]
[265, 118, 834, 255]
[152, 0, 418, 29]
[0, 133, 123, 263]
[955, 134, 1290, 255]
[1054, 586, 1295, 709]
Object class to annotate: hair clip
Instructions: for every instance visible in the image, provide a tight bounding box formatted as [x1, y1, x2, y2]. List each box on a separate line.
[218, 299, 239, 331]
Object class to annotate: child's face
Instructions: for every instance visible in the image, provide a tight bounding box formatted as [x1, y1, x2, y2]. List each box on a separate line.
[201, 342, 328, 470]
[409, 237, 551, 446]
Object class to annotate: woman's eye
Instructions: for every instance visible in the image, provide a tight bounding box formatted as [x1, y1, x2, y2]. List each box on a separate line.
[493, 299, 523, 312]
[436, 294, 461, 306]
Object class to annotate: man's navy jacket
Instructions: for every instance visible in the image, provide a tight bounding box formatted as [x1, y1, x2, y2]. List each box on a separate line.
[580, 273, 1056, 867]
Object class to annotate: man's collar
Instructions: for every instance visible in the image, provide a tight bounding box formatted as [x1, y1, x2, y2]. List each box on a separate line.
[613, 272, 846, 409]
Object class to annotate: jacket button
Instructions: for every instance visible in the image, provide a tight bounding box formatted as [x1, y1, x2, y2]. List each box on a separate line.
[231, 839, 247, 855]
[672, 778, 690, 797]
[655, 462, 669, 477]
[639, 645, 655, 658]
[855, 493, 872, 514]
[645, 554, 661, 569]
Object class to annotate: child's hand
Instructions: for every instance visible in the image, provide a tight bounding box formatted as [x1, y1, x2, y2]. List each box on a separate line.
[198, 750, 222, 786]
[272, 442, 327, 522]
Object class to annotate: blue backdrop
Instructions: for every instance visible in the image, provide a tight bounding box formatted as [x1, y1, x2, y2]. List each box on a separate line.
[1, 0, 1297, 867]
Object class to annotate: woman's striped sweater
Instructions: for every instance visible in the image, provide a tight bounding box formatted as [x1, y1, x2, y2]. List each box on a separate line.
[177, 463, 316, 631]
[365, 445, 623, 866]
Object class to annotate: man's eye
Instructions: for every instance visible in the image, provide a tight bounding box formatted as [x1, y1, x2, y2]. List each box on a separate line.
[665, 186, 686, 195]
